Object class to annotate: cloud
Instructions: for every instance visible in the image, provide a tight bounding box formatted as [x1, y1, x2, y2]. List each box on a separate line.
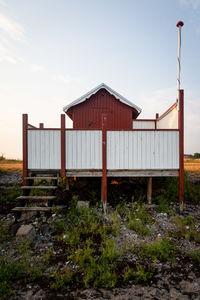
[0, 44, 24, 64]
[51, 74, 73, 84]
[31, 64, 45, 72]
[0, 12, 24, 41]
[179, 0, 200, 9]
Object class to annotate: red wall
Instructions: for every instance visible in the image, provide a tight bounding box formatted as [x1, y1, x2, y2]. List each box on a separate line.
[67, 89, 135, 130]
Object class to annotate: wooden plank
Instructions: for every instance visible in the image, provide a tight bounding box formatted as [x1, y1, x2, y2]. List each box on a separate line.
[12, 207, 51, 212]
[107, 170, 178, 177]
[65, 169, 178, 177]
[25, 177, 57, 180]
[17, 196, 56, 200]
[21, 186, 57, 189]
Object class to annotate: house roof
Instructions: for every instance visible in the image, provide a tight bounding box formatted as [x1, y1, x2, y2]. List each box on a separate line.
[63, 83, 142, 114]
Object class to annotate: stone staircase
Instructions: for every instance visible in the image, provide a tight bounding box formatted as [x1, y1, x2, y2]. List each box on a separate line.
[12, 174, 59, 214]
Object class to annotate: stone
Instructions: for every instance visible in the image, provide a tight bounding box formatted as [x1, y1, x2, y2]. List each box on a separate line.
[170, 288, 181, 300]
[16, 224, 36, 240]
[179, 280, 200, 295]
[77, 201, 89, 208]
[19, 211, 38, 221]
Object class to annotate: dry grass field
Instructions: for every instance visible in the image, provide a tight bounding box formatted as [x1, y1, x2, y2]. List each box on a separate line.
[0, 158, 200, 175]
[0, 157, 22, 171]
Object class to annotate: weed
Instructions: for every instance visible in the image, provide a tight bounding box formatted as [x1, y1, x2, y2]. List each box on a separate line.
[139, 238, 177, 261]
[186, 250, 200, 264]
[155, 196, 175, 215]
[123, 265, 154, 283]
[51, 267, 74, 291]
[170, 216, 200, 243]
[0, 258, 22, 299]
[126, 203, 154, 236]
[127, 218, 151, 235]
[0, 222, 12, 243]
[0, 188, 21, 204]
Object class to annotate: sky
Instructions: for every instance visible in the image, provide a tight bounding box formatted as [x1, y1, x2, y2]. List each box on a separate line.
[0, 0, 200, 158]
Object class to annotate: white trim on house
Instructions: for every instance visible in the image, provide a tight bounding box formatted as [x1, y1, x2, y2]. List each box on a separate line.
[63, 83, 142, 114]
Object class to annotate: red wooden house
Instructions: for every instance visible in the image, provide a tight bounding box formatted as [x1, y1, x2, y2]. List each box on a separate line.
[20, 83, 184, 212]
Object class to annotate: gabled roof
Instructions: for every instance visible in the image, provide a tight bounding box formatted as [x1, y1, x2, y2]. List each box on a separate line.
[63, 83, 142, 114]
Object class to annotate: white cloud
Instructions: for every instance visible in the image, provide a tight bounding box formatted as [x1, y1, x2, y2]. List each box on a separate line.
[179, 0, 200, 9]
[51, 74, 73, 84]
[0, 44, 23, 64]
[31, 64, 45, 72]
[0, 12, 24, 41]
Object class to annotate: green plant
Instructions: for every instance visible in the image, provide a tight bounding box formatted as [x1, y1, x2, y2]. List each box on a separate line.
[123, 265, 154, 283]
[186, 250, 200, 264]
[51, 267, 74, 291]
[139, 238, 177, 261]
[0, 222, 12, 243]
[127, 218, 151, 235]
[0, 258, 22, 299]
[126, 203, 154, 236]
[170, 216, 200, 243]
[155, 196, 175, 215]
[0, 188, 21, 204]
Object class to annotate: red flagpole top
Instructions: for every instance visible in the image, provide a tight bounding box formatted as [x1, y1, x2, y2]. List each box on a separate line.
[176, 21, 184, 27]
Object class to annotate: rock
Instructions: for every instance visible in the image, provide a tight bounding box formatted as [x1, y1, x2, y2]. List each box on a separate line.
[77, 201, 89, 208]
[16, 224, 36, 240]
[19, 211, 38, 221]
[170, 288, 181, 300]
[179, 280, 200, 295]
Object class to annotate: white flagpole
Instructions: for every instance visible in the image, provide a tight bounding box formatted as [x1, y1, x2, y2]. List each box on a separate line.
[176, 21, 184, 108]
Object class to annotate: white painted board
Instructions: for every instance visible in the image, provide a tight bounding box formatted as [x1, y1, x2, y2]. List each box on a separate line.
[107, 131, 179, 170]
[66, 130, 102, 169]
[28, 130, 61, 169]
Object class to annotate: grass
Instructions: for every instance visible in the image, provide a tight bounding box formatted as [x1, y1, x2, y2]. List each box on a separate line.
[155, 196, 175, 216]
[138, 238, 178, 261]
[126, 203, 154, 236]
[0, 258, 22, 300]
[0, 187, 21, 204]
[0, 222, 13, 243]
[123, 265, 154, 283]
[186, 250, 200, 264]
[51, 207, 122, 290]
[170, 216, 200, 243]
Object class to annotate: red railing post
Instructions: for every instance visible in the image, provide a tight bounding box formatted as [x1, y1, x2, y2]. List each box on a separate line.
[61, 114, 66, 178]
[178, 89, 184, 213]
[22, 114, 28, 185]
[102, 114, 107, 212]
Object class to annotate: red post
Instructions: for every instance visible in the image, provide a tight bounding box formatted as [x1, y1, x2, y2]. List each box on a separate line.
[102, 114, 107, 210]
[39, 123, 44, 128]
[22, 114, 28, 185]
[61, 114, 66, 178]
[178, 89, 184, 213]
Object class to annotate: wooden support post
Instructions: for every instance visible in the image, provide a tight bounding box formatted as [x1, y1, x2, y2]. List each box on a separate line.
[102, 114, 107, 213]
[178, 89, 184, 214]
[61, 114, 66, 178]
[147, 177, 152, 204]
[22, 114, 28, 186]
[65, 177, 69, 190]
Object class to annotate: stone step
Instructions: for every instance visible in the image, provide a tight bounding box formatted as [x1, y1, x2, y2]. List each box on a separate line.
[21, 186, 58, 189]
[25, 177, 58, 180]
[16, 196, 57, 201]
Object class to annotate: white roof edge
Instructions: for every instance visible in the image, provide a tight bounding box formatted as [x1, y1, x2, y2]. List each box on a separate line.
[63, 83, 142, 114]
